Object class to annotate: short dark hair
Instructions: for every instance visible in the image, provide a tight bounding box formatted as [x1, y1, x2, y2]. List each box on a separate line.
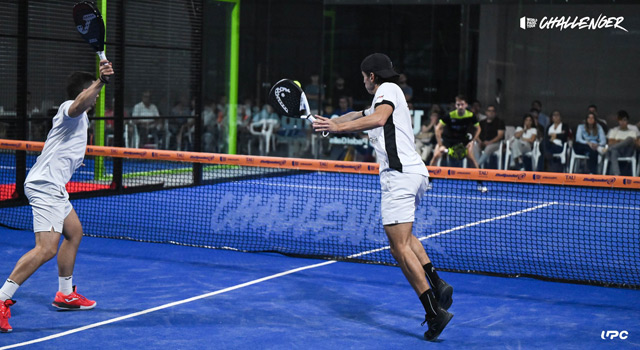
[486, 104, 496, 111]
[617, 110, 630, 120]
[66, 71, 95, 100]
[529, 107, 540, 114]
[532, 100, 542, 107]
[588, 104, 598, 110]
[455, 94, 468, 103]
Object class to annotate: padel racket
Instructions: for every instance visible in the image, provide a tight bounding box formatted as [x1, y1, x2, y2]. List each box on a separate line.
[268, 79, 328, 137]
[73, 1, 109, 80]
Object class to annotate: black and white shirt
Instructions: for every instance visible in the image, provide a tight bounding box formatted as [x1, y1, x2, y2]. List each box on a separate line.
[366, 83, 428, 176]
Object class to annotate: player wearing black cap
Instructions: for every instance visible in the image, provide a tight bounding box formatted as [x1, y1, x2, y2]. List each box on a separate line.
[313, 53, 453, 341]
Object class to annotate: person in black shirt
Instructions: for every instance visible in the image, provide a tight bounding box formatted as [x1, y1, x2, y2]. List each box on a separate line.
[474, 105, 505, 168]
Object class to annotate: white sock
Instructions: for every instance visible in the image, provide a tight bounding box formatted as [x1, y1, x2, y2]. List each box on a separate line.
[0, 279, 20, 301]
[59, 276, 73, 295]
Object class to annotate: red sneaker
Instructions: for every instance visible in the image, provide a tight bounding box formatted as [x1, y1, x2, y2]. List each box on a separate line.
[1, 299, 15, 333]
[52, 286, 96, 310]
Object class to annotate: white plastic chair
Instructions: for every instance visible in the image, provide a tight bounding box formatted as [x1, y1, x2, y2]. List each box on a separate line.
[505, 138, 539, 170]
[602, 150, 637, 177]
[569, 146, 602, 174]
[248, 119, 278, 155]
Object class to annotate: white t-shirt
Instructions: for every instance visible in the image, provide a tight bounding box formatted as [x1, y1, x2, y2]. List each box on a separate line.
[515, 126, 537, 143]
[132, 102, 160, 124]
[25, 100, 89, 187]
[366, 83, 428, 176]
[607, 126, 638, 141]
[547, 123, 564, 146]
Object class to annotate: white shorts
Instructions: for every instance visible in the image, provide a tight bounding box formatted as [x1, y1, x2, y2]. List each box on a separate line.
[24, 181, 72, 233]
[380, 170, 429, 225]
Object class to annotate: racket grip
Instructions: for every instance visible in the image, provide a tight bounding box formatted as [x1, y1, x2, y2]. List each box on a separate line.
[97, 51, 110, 83]
[305, 114, 316, 122]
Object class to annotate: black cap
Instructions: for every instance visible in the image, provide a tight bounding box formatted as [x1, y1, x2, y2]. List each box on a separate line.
[360, 53, 399, 79]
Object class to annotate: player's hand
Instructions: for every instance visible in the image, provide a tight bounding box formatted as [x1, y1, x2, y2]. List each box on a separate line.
[313, 115, 339, 134]
[99, 60, 114, 82]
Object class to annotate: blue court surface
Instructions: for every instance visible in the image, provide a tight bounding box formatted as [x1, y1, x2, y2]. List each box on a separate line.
[0, 226, 639, 350]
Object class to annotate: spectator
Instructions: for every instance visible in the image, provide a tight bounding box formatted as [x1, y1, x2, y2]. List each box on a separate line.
[334, 96, 353, 116]
[529, 108, 545, 139]
[542, 110, 569, 172]
[131, 90, 161, 148]
[474, 104, 505, 168]
[573, 112, 606, 174]
[304, 73, 323, 115]
[471, 100, 487, 121]
[430, 95, 481, 168]
[604, 110, 638, 175]
[415, 111, 439, 163]
[531, 100, 549, 129]
[332, 76, 353, 110]
[508, 114, 537, 170]
[587, 104, 609, 134]
[398, 74, 413, 102]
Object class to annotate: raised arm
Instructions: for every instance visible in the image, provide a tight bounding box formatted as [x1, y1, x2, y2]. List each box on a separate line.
[68, 60, 113, 118]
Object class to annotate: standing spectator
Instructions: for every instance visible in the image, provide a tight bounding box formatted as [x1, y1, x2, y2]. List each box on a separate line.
[474, 105, 505, 168]
[531, 100, 549, 129]
[542, 110, 569, 172]
[508, 114, 537, 170]
[332, 76, 353, 110]
[604, 110, 638, 175]
[471, 100, 487, 121]
[304, 73, 323, 115]
[398, 74, 413, 102]
[573, 112, 606, 174]
[132, 90, 161, 148]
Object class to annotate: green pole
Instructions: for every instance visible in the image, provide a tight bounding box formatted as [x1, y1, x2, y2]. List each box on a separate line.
[227, 0, 240, 154]
[94, 0, 107, 179]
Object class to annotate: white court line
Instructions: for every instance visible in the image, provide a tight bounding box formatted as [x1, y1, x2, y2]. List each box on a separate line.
[0, 201, 554, 349]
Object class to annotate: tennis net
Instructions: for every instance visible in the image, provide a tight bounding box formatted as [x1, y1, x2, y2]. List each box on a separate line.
[1, 139, 639, 289]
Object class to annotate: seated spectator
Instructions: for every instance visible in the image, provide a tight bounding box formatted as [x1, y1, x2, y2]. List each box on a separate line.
[430, 95, 481, 168]
[588, 104, 609, 134]
[573, 112, 606, 174]
[542, 110, 569, 172]
[604, 110, 638, 175]
[415, 111, 439, 163]
[508, 114, 537, 170]
[474, 104, 505, 168]
[334, 96, 353, 116]
[132, 90, 161, 148]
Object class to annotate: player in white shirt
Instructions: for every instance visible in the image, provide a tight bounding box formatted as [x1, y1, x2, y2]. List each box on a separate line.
[313, 53, 453, 341]
[0, 60, 114, 333]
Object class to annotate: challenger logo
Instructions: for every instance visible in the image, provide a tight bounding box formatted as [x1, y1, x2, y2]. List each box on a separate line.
[274, 86, 291, 114]
[77, 13, 96, 35]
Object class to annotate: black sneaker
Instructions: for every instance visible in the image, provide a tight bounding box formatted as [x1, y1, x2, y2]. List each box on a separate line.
[422, 308, 453, 341]
[435, 279, 453, 310]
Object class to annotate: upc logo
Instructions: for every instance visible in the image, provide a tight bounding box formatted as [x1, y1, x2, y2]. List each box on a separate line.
[601, 330, 629, 340]
[520, 16, 538, 29]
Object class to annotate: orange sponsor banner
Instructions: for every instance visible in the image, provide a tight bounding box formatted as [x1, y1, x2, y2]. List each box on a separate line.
[2, 139, 639, 189]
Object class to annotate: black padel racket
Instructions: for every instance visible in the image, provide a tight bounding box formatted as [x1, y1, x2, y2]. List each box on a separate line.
[268, 79, 328, 137]
[73, 2, 109, 80]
